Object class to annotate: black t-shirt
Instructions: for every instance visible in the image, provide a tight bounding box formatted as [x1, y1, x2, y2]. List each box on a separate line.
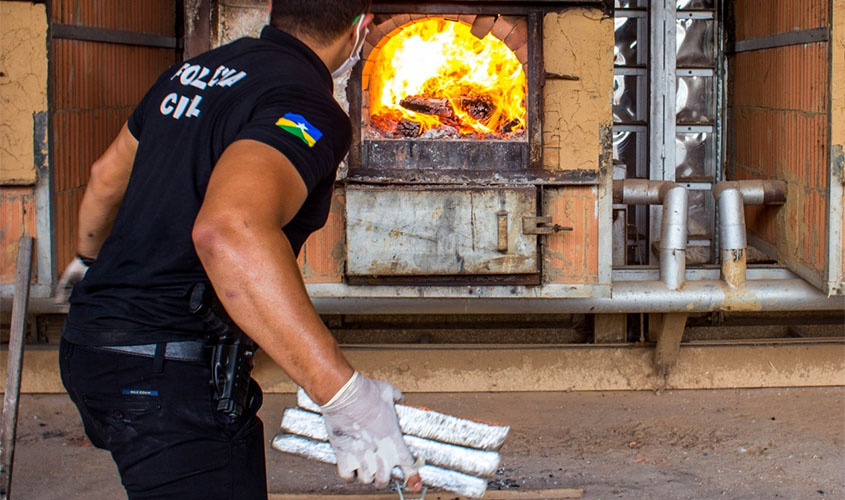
[63, 26, 351, 346]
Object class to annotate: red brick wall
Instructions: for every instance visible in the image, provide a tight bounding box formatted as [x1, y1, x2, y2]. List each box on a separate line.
[0, 187, 37, 282]
[728, 0, 831, 278]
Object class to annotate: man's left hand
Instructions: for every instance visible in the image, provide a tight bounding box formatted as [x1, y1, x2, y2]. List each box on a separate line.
[55, 257, 91, 303]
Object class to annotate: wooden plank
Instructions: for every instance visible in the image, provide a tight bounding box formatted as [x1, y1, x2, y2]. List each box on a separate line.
[0, 237, 33, 499]
[270, 488, 584, 500]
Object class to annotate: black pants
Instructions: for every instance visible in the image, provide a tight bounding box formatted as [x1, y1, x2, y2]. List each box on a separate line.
[59, 338, 268, 500]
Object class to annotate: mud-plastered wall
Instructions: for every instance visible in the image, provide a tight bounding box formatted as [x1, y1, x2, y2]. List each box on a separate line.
[542, 9, 612, 285]
[0, 2, 48, 185]
[542, 9, 613, 173]
[0, 2, 47, 281]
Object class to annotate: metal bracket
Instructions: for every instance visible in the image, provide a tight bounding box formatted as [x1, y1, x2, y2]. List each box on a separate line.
[522, 216, 573, 235]
[395, 481, 428, 500]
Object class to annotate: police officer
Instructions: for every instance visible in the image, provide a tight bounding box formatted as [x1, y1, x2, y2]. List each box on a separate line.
[55, 1, 422, 498]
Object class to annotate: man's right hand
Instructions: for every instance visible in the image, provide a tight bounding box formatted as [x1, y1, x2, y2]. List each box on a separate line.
[321, 373, 423, 491]
[55, 257, 91, 304]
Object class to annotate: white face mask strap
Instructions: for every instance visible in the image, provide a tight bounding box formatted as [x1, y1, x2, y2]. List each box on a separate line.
[351, 14, 367, 55]
[332, 13, 369, 79]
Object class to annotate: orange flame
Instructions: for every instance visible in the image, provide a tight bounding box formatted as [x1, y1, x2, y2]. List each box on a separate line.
[368, 18, 527, 138]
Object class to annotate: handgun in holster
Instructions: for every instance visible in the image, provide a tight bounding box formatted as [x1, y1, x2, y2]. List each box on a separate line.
[189, 282, 257, 419]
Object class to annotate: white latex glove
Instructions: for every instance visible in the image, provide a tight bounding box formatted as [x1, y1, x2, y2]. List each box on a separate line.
[54, 257, 90, 304]
[321, 372, 420, 489]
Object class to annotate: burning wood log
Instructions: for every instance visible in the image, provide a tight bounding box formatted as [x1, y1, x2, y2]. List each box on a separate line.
[396, 119, 422, 138]
[400, 96, 454, 118]
[501, 118, 521, 134]
[459, 96, 494, 121]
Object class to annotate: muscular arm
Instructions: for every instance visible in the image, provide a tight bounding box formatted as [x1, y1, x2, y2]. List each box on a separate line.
[76, 123, 138, 258]
[192, 139, 354, 405]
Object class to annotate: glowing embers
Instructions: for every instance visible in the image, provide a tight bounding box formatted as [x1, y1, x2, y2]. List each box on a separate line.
[367, 18, 527, 140]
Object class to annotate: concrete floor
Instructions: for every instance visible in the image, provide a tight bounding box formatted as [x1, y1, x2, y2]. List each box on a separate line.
[7, 388, 845, 500]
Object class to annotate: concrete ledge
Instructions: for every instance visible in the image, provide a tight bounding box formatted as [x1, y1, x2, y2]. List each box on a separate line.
[5, 342, 843, 394]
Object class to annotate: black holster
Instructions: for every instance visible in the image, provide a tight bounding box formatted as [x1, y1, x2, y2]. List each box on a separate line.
[189, 283, 257, 418]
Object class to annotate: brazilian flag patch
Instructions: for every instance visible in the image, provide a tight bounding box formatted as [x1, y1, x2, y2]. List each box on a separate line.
[276, 112, 323, 148]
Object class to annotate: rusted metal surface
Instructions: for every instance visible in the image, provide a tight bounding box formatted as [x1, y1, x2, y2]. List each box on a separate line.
[527, 10, 544, 169]
[496, 211, 509, 252]
[347, 168, 599, 185]
[346, 186, 539, 277]
[0, 237, 33, 498]
[360, 140, 528, 172]
[712, 180, 787, 206]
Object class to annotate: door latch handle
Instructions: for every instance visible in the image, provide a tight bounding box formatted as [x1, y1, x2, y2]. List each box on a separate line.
[497, 210, 509, 253]
[522, 216, 574, 235]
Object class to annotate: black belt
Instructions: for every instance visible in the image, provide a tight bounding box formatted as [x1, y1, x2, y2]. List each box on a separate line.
[95, 340, 207, 362]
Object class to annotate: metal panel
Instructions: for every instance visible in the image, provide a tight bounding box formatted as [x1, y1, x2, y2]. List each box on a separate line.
[346, 186, 538, 276]
[733, 28, 830, 53]
[51, 24, 180, 49]
[830, 0, 845, 295]
[649, 0, 678, 262]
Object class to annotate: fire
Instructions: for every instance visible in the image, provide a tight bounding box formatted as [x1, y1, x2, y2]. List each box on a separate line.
[368, 18, 527, 139]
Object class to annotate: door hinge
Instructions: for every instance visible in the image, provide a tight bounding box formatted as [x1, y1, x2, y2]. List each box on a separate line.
[522, 216, 574, 235]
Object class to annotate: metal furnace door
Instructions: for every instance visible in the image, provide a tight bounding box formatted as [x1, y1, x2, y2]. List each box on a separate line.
[346, 186, 540, 284]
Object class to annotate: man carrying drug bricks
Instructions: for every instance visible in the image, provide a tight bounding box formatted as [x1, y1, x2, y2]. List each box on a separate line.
[54, 1, 422, 498]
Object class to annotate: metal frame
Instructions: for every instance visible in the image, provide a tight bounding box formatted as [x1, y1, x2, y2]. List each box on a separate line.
[648, 0, 678, 263]
[51, 24, 181, 49]
[733, 27, 829, 53]
[351, 10, 548, 180]
[302, 279, 843, 313]
[826, 0, 844, 296]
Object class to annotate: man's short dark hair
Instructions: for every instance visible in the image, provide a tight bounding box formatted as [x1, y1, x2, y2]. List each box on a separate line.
[271, 0, 371, 45]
